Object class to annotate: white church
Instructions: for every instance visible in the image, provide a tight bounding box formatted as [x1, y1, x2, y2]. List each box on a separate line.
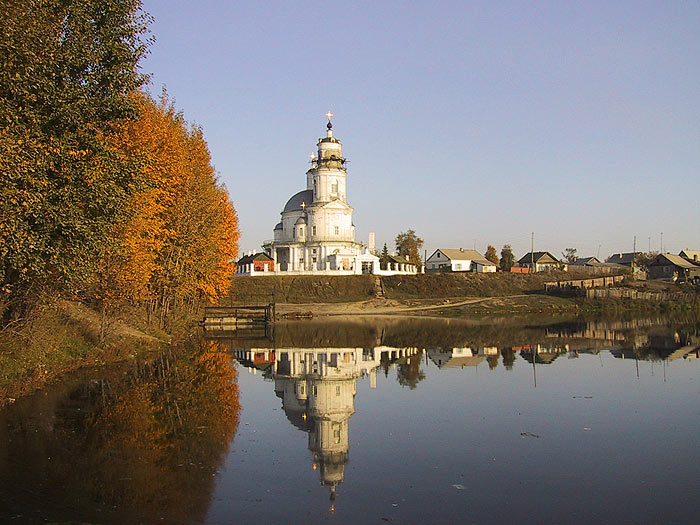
[237, 114, 420, 276]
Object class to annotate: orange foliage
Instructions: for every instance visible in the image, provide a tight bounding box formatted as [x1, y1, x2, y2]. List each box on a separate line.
[98, 91, 239, 315]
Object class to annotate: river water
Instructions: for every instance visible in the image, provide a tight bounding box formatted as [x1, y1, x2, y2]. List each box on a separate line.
[1, 314, 699, 524]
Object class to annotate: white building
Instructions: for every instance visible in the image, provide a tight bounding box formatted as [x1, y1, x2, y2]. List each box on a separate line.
[425, 248, 497, 272]
[259, 114, 418, 276]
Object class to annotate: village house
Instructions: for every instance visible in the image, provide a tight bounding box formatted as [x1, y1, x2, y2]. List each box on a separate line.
[425, 248, 497, 273]
[517, 252, 565, 272]
[648, 253, 700, 282]
[570, 256, 626, 274]
[236, 252, 274, 275]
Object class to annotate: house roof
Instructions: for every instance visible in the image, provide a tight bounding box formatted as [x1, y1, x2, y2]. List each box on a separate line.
[387, 254, 416, 265]
[650, 253, 700, 270]
[571, 256, 601, 266]
[432, 249, 496, 266]
[517, 251, 560, 265]
[606, 252, 636, 265]
[283, 189, 313, 212]
[237, 252, 273, 265]
[429, 354, 486, 369]
[679, 250, 700, 262]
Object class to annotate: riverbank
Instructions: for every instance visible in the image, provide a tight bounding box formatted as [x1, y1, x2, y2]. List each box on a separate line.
[0, 300, 173, 408]
[231, 273, 699, 318]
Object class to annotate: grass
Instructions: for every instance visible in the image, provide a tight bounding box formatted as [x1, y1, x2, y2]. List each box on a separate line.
[0, 301, 167, 406]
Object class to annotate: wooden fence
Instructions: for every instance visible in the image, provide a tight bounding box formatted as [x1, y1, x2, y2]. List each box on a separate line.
[544, 275, 625, 295]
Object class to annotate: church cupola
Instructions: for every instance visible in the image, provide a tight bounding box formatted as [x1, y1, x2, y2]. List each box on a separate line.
[309, 111, 347, 203]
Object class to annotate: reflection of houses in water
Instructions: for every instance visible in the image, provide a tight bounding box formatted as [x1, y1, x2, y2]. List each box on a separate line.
[428, 347, 498, 369]
[610, 333, 699, 362]
[546, 322, 649, 348]
[516, 344, 569, 365]
[233, 345, 417, 500]
[544, 319, 700, 361]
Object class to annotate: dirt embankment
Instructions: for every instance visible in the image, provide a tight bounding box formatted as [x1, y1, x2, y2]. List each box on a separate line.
[229, 272, 575, 304]
[228, 272, 585, 317]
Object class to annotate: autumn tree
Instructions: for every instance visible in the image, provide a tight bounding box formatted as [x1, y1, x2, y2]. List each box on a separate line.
[500, 245, 515, 271]
[484, 245, 499, 266]
[98, 92, 239, 328]
[0, 0, 151, 323]
[395, 229, 423, 264]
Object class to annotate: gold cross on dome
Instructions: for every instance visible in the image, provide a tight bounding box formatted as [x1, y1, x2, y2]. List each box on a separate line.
[326, 111, 333, 121]
[300, 201, 306, 209]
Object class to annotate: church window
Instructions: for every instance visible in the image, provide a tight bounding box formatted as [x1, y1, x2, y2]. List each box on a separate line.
[313, 385, 318, 396]
[331, 181, 338, 194]
[334, 226, 339, 235]
[312, 226, 316, 236]
[336, 386, 341, 396]
[299, 227, 304, 236]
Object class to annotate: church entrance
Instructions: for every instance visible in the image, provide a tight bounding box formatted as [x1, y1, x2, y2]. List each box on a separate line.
[276, 247, 290, 271]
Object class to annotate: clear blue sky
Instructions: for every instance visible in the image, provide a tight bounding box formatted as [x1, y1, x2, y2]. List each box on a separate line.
[140, 0, 699, 260]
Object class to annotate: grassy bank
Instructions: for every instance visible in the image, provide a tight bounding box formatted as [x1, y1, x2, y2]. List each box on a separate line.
[0, 301, 186, 407]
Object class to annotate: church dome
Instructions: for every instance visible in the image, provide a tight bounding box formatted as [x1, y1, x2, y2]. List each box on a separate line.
[283, 189, 313, 212]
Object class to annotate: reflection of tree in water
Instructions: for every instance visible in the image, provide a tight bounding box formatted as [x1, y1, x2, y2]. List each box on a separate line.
[486, 353, 500, 370]
[501, 347, 516, 370]
[0, 338, 239, 523]
[396, 353, 426, 389]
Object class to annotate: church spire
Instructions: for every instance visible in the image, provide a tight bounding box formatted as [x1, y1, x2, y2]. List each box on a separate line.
[326, 111, 333, 137]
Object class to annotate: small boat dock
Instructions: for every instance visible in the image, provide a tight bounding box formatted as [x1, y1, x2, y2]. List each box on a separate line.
[202, 303, 275, 329]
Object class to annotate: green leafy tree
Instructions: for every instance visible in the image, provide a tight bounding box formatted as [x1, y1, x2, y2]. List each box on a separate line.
[0, 0, 151, 323]
[634, 251, 658, 270]
[395, 229, 423, 264]
[484, 245, 499, 266]
[380, 243, 390, 270]
[500, 245, 515, 271]
[562, 248, 577, 263]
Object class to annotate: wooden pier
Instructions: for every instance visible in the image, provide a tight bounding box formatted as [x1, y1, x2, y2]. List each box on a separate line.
[202, 303, 275, 329]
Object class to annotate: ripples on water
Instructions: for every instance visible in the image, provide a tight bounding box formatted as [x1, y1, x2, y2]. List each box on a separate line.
[1, 315, 699, 523]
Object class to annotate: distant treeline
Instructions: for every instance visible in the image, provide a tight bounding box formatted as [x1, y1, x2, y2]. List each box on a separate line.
[1, 1, 239, 330]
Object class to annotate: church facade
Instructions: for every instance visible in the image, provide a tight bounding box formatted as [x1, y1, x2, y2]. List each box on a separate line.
[237, 114, 419, 276]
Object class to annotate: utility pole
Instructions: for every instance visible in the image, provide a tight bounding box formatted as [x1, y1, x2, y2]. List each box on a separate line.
[660, 232, 663, 253]
[531, 232, 534, 272]
[632, 235, 636, 271]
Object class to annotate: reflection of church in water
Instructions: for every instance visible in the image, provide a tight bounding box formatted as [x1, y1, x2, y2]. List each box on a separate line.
[233, 345, 417, 500]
